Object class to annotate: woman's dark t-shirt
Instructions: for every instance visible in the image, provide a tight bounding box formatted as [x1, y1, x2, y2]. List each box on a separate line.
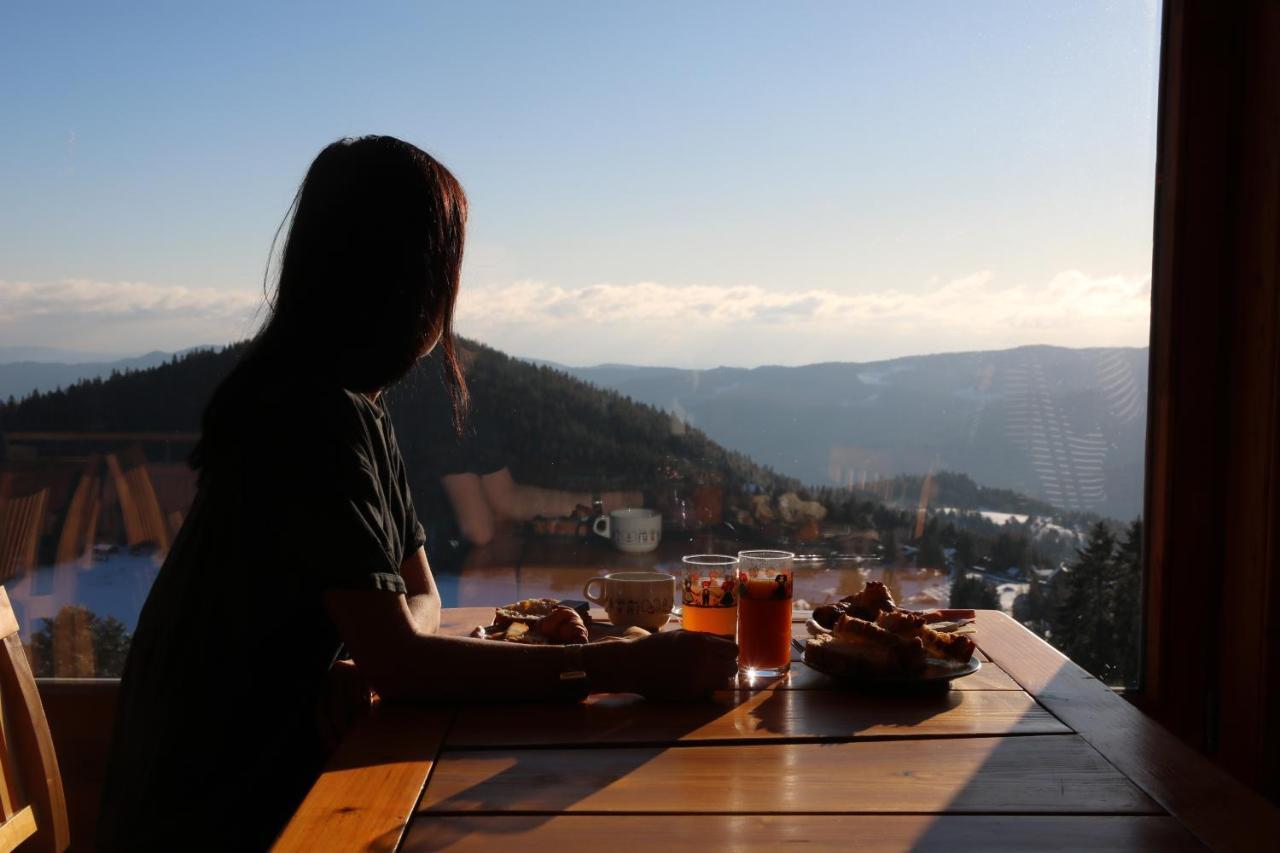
[98, 373, 424, 851]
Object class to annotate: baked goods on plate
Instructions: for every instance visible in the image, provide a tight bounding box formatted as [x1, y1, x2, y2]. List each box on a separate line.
[803, 581, 980, 684]
[471, 598, 650, 645]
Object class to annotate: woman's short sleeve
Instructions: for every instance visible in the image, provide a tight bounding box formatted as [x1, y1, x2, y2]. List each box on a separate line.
[277, 404, 408, 595]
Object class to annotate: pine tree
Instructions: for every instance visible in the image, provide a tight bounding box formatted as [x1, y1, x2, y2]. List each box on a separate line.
[882, 529, 899, 564]
[91, 616, 133, 677]
[1051, 521, 1117, 678]
[954, 531, 976, 572]
[1110, 519, 1143, 687]
[950, 574, 1001, 609]
[917, 532, 945, 570]
[1014, 572, 1051, 637]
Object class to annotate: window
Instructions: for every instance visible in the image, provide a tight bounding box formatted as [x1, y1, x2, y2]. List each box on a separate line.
[0, 3, 1161, 684]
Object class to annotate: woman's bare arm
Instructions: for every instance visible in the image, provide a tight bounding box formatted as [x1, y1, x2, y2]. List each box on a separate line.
[441, 472, 497, 545]
[322, 589, 737, 703]
[479, 467, 642, 522]
[399, 546, 440, 635]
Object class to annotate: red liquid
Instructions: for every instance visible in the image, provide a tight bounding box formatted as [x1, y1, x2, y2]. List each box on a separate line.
[737, 582, 792, 671]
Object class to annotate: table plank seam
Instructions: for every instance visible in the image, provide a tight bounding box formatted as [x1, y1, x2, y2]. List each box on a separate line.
[438, 729, 1081, 752]
[974, 641, 1175, 822]
[973, 612, 1280, 849]
[418, 808, 1169, 818]
[974, 640, 1085, 732]
[390, 708, 460, 853]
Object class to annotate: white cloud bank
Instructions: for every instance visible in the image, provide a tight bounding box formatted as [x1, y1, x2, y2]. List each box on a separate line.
[455, 270, 1151, 367]
[1, 270, 1151, 366]
[0, 278, 262, 354]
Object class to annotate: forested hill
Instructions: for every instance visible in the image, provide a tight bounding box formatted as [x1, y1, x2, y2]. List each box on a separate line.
[852, 471, 1061, 517]
[0, 340, 799, 496]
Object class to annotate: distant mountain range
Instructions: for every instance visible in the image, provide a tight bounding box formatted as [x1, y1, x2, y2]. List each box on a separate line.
[0, 347, 216, 401]
[552, 346, 1148, 520]
[2, 343, 1147, 519]
[0, 341, 802, 513]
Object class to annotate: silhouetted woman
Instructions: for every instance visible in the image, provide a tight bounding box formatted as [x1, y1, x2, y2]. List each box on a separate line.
[98, 136, 737, 851]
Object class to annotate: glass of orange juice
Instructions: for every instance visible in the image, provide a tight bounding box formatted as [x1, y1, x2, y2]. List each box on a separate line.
[680, 554, 739, 637]
[736, 549, 794, 677]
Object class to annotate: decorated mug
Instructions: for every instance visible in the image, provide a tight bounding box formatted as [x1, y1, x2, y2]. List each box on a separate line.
[592, 508, 662, 553]
[582, 571, 676, 630]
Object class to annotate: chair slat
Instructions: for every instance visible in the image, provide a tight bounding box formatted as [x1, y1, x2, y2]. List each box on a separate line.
[0, 804, 37, 852]
[0, 588, 69, 852]
[0, 681, 20, 821]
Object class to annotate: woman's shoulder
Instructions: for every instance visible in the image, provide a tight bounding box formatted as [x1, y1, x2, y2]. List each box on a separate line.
[220, 369, 378, 456]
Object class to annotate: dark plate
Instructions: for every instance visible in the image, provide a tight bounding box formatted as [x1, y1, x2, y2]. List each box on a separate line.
[802, 643, 982, 687]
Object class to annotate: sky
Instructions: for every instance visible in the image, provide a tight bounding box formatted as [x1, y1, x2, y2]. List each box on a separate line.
[1, 1, 1162, 368]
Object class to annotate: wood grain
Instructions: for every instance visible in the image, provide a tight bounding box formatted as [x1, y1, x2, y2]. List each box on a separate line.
[444, 686, 1066, 749]
[1142, 1, 1280, 805]
[403, 814, 1203, 853]
[0, 595, 17, 641]
[421, 735, 1158, 816]
[975, 611, 1280, 851]
[0, 588, 69, 853]
[0, 804, 37, 851]
[273, 706, 453, 853]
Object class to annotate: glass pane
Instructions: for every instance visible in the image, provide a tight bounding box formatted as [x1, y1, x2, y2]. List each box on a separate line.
[0, 2, 1160, 687]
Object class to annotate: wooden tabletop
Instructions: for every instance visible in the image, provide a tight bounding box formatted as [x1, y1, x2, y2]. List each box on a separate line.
[276, 540, 1280, 852]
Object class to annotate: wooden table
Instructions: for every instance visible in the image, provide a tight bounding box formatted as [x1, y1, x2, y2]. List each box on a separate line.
[276, 602, 1280, 852]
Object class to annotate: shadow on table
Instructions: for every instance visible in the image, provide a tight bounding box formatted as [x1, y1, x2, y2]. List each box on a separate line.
[408, 700, 712, 851]
[408, 678, 964, 851]
[743, 678, 965, 741]
[902, 647, 1206, 851]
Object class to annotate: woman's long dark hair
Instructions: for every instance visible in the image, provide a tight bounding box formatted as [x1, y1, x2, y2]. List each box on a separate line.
[192, 136, 469, 473]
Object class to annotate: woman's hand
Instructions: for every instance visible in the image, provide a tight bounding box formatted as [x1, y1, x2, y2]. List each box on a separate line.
[587, 630, 738, 700]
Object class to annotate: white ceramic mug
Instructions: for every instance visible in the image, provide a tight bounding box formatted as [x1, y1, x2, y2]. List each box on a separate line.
[592, 508, 662, 553]
[582, 571, 676, 630]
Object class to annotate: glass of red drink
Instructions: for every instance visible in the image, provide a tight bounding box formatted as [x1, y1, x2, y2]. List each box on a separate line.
[735, 549, 794, 677]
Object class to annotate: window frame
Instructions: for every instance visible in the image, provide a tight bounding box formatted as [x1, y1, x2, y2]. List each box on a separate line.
[1139, 0, 1280, 800]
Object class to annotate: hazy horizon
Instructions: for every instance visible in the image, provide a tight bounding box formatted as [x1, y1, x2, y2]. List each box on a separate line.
[0, 339, 1151, 376]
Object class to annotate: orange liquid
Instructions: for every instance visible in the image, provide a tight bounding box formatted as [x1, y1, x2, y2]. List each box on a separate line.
[682, 603, 738, 636]
[737, 593, 792, 671]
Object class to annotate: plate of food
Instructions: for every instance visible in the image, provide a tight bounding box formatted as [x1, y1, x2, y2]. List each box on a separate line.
[802, 581, 979, 686]
[469, 598, 650, 644]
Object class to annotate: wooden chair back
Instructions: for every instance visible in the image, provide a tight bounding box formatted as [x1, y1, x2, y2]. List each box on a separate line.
[0, 588, 68, 852]
[0, 490, 49, 584]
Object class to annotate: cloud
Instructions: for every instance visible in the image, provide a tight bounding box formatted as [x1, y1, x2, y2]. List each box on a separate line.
[0, 270, 1151, 367]
[0, 278, 262, 354]
[455, 270, 1151, 367]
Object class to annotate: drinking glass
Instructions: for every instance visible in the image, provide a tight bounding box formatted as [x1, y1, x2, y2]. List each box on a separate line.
[680, 554, 738, 637]
[736, 549, 794, 677]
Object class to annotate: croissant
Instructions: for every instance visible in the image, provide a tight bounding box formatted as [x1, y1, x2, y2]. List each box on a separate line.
[535, 606, 590, 644]
[874, 610, 975, 662]
[831, 615, 926, 674]
[839, 580, 896, 620]
[875, 609, 928, 636]
[919, 624, 976, 662]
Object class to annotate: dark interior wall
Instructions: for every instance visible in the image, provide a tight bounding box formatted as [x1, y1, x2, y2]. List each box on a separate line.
[38, 679, 118, 852]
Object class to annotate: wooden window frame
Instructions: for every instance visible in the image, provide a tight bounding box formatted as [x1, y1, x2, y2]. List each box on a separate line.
[1140, 0, 1280, 800]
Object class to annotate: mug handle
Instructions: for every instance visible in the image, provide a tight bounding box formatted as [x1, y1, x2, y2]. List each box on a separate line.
[583, 576, 609, 605]
[592, 515, 611, 540]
